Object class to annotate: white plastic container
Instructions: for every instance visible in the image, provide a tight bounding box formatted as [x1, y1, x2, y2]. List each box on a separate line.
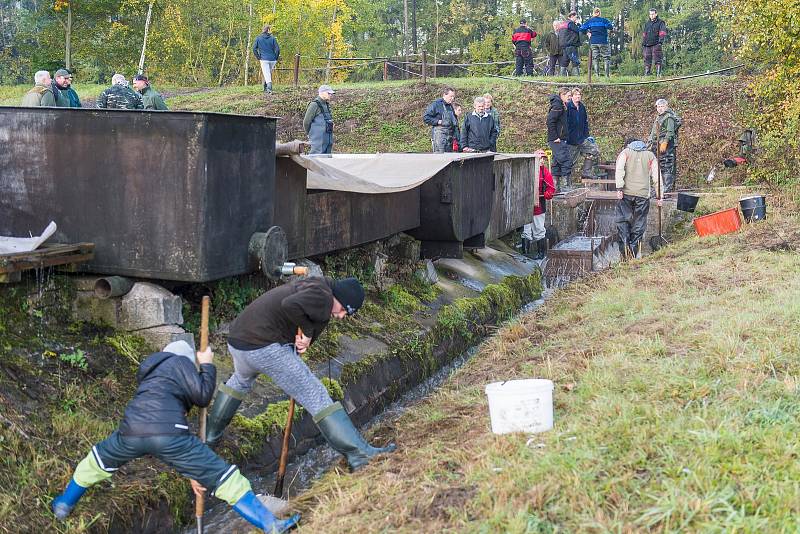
[485, 379, 554, 434]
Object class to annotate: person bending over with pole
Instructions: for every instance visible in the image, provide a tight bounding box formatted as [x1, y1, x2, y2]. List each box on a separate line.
[205, 276, 396, 471]
[614, 139, 663, 259]
[51, 341, 299, 533]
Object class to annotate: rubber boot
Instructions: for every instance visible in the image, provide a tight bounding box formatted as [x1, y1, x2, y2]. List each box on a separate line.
[604, 61, 610, 77]
[572, 66, 581, 76]
[559, 67, 568, 77]
[656, 65, 662, 77]
[618, 238, 628, 260]
[266, 82, 273, 93]
[593, 62, 599, 77]
[580, 157, 595, 180]
[263, 82, 268, 93]
[233, 491, 300, 533]
[314, 402, 396, 471]
[644, 64, 651, 76]
[52, 479, 88, 520]
[206, 385, 244, 445]
[535, 238, 547, 260]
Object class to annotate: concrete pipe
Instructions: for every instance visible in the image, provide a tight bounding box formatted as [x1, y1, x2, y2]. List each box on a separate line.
[275, 140, 309, 156]
[94, 276, 135, 299]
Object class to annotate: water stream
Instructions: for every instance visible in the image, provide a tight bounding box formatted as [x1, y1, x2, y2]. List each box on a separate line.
[194, 288, 552, 533]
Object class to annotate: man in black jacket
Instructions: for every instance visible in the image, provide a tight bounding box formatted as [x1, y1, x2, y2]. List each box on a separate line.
[512, 19, 537, 76]
[206, 277, 395, 471]
[643, 8, 667, 76]
[460, 96, 498, 152]
[558, 12, 582, 76]
[546, 87, 574, 191]
[423, 87, 458, 152]
[52, 341, 299, 533]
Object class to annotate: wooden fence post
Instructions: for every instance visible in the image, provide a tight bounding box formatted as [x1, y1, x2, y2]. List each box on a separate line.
[383, 59, 388, 82]
[293, 53, 301, 87]
[587, 50, 593, 85]
[422, 50, 427, 84]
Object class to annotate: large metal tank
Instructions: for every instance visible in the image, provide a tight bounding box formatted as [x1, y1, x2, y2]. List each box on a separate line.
[484, 154, 541, 242]
[274, 157, 420, 258]
[0, 107, 280, 282]
[406, 154, 496, 258]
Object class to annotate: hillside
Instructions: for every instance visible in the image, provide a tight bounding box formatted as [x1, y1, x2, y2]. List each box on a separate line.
[166, 75, 750, 188]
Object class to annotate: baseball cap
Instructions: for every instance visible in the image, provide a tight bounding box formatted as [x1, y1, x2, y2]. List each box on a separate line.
[55, 68, 71, 78]
[133, 74, 149, 82]
[318, 84, 335, 94]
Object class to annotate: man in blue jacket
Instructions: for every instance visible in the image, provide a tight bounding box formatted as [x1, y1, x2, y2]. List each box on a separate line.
[51, 341, 299, 533]
[423, 87, 458, 152]
[567, 87, 601, 183]
[253, 24, 280, 93]
[580, 8, 614, 77]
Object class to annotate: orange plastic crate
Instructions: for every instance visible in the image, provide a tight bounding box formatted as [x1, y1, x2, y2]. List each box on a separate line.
[693, 207, 742, 237]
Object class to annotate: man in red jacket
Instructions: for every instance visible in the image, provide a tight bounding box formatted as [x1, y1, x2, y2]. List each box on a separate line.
[522, 150, 556, 260]
[512, 19, 537, 76]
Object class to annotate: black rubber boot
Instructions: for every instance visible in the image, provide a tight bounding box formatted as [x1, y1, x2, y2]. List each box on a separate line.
[206, 384, 244, 445]
[618, 238, 628, 259]
[535, 238, 547, 260]
[580, 157, 595, 179]
[314, 402, 396, 471]
[266, 82, 273, 93]
[644, 64, 651, 76]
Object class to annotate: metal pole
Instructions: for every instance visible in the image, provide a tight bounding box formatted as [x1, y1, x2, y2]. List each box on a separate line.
[293, 53, 300, 87]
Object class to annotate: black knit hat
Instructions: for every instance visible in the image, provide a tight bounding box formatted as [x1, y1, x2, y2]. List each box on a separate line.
[332, 277, 365, 315]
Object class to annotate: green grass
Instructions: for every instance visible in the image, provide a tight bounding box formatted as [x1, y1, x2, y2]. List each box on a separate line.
[292, 193, 800, 533]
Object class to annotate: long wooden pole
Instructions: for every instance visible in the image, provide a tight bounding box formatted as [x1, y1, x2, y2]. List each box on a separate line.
[274, 327, 302, 497]
[137, 1, 154, 75]
[195, 296, 210, 533]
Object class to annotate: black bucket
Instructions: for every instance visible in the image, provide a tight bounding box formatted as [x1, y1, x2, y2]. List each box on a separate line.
[676, 192, 700, 212]
[739, 195, 767, 222]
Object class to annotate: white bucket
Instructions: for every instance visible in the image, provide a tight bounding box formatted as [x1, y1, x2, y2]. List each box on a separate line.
[485, 379, 554, 434]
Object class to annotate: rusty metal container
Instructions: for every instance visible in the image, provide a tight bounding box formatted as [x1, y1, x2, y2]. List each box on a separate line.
[485, 154, 541, 242]
[407, 154, 496, 258]
[0, 107, 278, 282]
[274, 157, 420, 258]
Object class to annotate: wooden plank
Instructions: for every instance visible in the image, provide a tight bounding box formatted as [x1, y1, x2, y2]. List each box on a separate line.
[586, 190, 619, 200]
[0, 243, 95, 274]
[581, 178, 616, 185]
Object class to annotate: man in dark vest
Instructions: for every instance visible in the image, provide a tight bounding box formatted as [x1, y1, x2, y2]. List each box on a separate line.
[512, 19, 537, 76]
[304, 85, 335, 154]
[643, 8, 667, 76]
[558, 12, 582, 76]
[205, 277, 396, 472]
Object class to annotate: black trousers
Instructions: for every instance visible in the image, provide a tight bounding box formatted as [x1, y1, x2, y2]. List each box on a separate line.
[658, 146, 677, 192]
[515, 50, 533, 75]
[94, 431, 234, 491]
[643, 44, 663, 68]
[616, 194, 651, 249]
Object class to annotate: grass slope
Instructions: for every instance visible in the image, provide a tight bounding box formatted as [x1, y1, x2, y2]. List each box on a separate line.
[2, 75, 748, 188]
[292, 191, 800, 533]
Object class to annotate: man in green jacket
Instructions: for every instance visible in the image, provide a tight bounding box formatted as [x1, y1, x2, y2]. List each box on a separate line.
[60, 70, 82, 107]
[647, 98, 680, 192]
[50, 69, 74, 107]
[205, 276, 396, 472]
[133, 74, 169, 110]
[303, 85, 335, 154]
[21, 71, 56, 107]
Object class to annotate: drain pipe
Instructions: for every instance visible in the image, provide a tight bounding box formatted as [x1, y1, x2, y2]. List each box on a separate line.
[275, 140, 309, 156]
[94, 276, 135, 299]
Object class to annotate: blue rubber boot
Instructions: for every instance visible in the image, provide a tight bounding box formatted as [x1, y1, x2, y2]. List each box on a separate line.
[52, 479, 88, 520]
[233, 491, 300, 533]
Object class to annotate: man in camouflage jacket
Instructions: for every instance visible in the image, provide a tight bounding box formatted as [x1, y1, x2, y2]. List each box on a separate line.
[96, 74, 144, 110]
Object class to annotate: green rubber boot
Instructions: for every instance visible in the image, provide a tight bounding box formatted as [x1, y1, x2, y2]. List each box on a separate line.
[314, 402, 396, 471]
[206, 384, 245, 445]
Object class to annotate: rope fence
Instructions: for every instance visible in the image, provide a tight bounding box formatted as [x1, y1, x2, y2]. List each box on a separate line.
[265, 51, 743, 88]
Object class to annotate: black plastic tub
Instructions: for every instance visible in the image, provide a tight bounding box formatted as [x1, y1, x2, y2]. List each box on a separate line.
[739, 195, 767, 222]
[677, 192, 700, 212]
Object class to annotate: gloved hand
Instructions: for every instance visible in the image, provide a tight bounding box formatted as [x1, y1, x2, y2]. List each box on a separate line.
[659, 141, 668, 153]
[544, 190, 554, 200]
[586, 136, 595, 144]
